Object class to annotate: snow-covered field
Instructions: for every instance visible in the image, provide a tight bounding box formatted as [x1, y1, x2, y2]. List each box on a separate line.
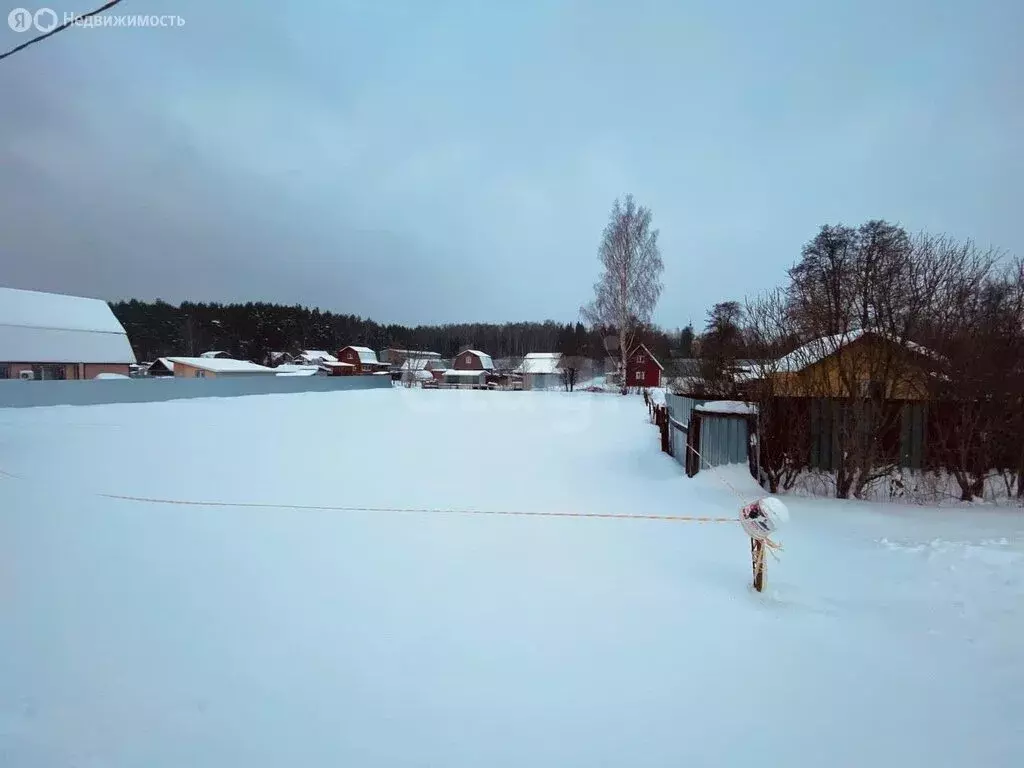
[1, 389, 1022, 767]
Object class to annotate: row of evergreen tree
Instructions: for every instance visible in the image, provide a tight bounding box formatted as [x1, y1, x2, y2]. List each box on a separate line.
[111, 300, 696, 366]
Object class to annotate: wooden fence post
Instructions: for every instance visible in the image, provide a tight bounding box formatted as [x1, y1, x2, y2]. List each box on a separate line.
[751, 538, 765, 592]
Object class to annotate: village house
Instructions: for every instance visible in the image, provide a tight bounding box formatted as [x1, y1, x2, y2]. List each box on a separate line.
[767, 330, 937, 399]
[625, 344, 664, 388]
[294, 350, 338, 365]
[452, 349, 495, 372]
[379, 348, 442, 366]
[200, 351, 230, 359]
[0, 285, 137, 380]
[337, 346, 390, 374]
[166, 357, 276, 379]
[398, 356, 446, 384]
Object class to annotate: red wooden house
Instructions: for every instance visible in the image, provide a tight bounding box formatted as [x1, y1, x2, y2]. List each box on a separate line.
[336, 346, 389, 374]
[625, 344, 663, 388]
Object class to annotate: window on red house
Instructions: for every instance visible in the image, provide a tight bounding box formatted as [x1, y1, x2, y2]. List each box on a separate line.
[635, 370, 643, 382]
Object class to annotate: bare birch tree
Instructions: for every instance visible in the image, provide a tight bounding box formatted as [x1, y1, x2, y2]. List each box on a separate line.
[581, 195, 664, 394]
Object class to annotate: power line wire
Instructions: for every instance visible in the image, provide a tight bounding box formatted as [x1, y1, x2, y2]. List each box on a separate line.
[0, 0, 126, 62]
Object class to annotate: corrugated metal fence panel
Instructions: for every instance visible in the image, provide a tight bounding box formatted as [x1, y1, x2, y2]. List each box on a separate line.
[698, 414, 749, 467]
[900, 403, 926, 469]
[670, 421, 687, 465]
[665, 394, 704, 428]
[808, 398, 927, 470]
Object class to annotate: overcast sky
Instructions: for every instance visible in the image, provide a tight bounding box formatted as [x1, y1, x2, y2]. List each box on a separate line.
[1, 0, 1020, 327]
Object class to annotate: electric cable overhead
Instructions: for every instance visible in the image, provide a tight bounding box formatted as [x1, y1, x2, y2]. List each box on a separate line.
[1, 0, 126, 62]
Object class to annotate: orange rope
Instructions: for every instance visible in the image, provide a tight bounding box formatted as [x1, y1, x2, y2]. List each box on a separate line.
[96, 492, 739, 524]
[1, 467, 736, 524]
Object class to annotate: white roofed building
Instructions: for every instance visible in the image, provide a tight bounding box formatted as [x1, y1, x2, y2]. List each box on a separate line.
[442, 369, 488, 388]
[379, 348, 442, 365]
[516, 352, 563, 390]
[166, 357, 276, 379]
[0, 286, 136, 380]
[295, 350, 338, 364]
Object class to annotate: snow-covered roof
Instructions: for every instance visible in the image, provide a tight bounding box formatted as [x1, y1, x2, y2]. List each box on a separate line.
[296, 350, 338, 363]
[444, 369, 488, 377]
[695, 401, 758, 416]
[165, 357, 275, 374]
[0, 286, 137, 364]
[342, 346, 381, 365]
[385, 348, 441, 358]
[274, 364, 320, 374]
[319, 361, 355, 368]
[399, 357, 444, 371]
[200, 351, 227, 359]
[516, 352, 562, 374]
[406, 369, 434, 381]
[774, 330, 936, 373]
[153, 357, 175, 372]
[276, 369, 319, 377]
[460, 350, 494, 370]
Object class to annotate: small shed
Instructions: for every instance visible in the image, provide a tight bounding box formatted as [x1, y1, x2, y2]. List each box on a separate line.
[166, 357, 276, 379]
[443, 369, 488, 388]
[516, 352, 562, 390]
[147, 357, 176, 377]
[453, 349, 494, 372]
[625, 344, 663, 388]
[684, 400, 758, 477]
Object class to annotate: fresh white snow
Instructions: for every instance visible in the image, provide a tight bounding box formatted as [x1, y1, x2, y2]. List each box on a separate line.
[695, 400, 758, 415]
[165, 357, 276, 374]
[0, 389, 1021, 767]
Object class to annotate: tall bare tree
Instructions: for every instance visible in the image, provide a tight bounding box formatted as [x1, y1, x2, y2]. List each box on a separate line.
[744, 289, 809, 493]
[920, 246, 1019, 500]
[784, 222, 944, 498]
[581, 195, 664, 393]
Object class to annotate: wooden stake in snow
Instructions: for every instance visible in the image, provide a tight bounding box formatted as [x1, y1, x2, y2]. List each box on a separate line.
[740, 497, 788, 593]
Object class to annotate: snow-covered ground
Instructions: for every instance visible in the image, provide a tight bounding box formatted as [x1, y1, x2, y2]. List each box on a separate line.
[1, 389, 1022, 767]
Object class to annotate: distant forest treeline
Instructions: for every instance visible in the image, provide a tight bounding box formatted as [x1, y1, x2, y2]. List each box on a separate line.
[110, 300, 693, 365]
